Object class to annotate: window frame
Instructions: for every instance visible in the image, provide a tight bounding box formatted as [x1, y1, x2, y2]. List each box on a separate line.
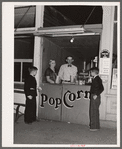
[14, 59, 33, 84]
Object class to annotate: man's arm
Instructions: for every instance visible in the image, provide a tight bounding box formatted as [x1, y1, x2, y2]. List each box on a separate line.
[58, 65, 64, 80]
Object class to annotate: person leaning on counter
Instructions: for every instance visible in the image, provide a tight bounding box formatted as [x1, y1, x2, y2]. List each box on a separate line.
[58, 56, 78, 83]
[45, 60, 58, 84]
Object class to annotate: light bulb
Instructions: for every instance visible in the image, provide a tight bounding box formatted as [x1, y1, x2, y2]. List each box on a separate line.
[70, 37, 74, 43]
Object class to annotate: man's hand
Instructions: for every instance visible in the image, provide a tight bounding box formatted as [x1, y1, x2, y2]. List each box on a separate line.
[27, 95, 33, 100]
[38, 87, 42, 92]
[93, 95, 97, 100]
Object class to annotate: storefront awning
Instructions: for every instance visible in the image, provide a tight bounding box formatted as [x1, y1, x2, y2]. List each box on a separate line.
[14, 24, 102, 36]
[14, 24, 102, 62]
[34, 24, 102, 37]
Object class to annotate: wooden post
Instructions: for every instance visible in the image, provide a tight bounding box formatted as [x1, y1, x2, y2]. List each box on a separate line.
[99, 6, 115, 92]
[99, 6, 115, 120]
[33, 5, 44, 118]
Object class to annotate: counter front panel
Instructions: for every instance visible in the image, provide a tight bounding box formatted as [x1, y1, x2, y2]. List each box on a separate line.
[38, 83, 62, 121]
[39, 83, 90, 125]
[62, 84, 90, 125]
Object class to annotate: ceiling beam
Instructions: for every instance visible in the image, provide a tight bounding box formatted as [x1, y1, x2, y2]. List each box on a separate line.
[48, 32, 100, 37]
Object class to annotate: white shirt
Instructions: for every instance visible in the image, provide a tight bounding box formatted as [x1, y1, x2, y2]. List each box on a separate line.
[58, 64, 78, 81]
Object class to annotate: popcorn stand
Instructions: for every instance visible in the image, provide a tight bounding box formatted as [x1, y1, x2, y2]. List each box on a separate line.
[14, 6, 118, 128]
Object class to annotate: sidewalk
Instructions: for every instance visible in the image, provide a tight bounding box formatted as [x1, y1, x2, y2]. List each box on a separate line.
[14, 116, 117, 145]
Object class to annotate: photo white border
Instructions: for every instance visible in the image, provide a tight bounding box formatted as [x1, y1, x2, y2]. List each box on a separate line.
[2, 2, 120, 147]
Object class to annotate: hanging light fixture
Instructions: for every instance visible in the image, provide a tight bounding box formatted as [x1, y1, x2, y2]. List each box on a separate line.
[70, 37, 74, 43]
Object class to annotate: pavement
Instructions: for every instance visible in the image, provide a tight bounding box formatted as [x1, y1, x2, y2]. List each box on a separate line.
[14, 115, 117, 146]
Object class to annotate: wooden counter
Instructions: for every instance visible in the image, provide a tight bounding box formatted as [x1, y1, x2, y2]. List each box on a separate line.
[38, 83, 91, 125]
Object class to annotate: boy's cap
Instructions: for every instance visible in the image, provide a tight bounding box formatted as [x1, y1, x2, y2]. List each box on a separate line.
[29, 66, 38, 71]
[90, 67, 99, 72]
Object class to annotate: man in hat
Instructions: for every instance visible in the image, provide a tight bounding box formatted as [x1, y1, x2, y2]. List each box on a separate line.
[58, 56, 78, 83]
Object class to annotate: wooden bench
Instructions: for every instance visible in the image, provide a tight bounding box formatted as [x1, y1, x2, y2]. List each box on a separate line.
[14, 103, 26, 123]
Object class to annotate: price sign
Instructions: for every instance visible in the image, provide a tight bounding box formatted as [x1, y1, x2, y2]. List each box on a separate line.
[100, 49, 110, 75]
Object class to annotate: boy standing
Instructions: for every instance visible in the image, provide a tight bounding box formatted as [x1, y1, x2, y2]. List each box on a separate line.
[89, 67, 104, 131]
[24, 66, 41, 124]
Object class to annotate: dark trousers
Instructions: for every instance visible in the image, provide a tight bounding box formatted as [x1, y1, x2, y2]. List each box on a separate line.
[89, 94, 101, 129]
[24, 96, 36, 123]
